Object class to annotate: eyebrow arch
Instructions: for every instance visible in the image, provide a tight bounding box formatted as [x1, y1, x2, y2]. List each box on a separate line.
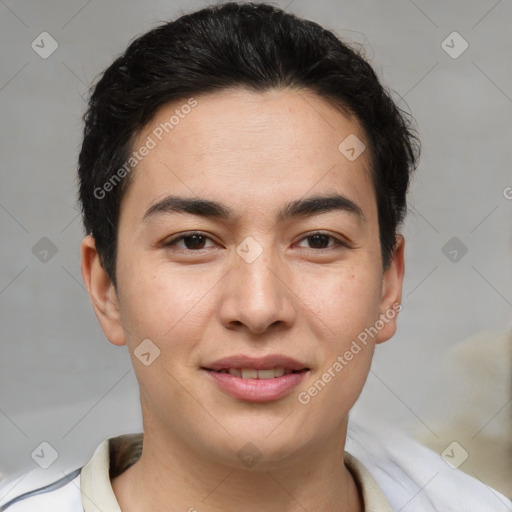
[142, 192, 365, 223]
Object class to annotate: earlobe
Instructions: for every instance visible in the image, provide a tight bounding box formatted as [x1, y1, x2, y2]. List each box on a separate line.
[80, 235, 126, 346]
[374, 234, 405, 344]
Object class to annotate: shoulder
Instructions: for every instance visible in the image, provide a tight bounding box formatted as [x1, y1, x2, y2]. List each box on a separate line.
[346, 418, 511, 512]
[0, 432, 141, 512]
[0, 469, 82, 512]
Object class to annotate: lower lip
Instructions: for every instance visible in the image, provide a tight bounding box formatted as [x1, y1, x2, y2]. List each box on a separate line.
[203, 369, 308, 402]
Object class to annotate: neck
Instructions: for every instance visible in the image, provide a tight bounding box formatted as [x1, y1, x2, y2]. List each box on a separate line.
[112, 416, 363, 512]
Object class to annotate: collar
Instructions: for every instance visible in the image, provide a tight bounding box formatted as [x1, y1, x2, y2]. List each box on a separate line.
[80, 433, 392, 512]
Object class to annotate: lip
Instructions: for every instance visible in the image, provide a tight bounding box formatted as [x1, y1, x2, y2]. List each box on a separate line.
[203, 368, 309, 402]
[201, 354, 310, 403]
[203, 354, 309, 372]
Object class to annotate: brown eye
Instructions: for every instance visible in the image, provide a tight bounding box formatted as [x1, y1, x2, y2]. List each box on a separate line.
[165, 232, 215, 251]
[296, 232, 346, 250]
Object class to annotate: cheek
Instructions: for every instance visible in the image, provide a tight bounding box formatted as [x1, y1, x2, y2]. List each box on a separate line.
[295, 268, 380, 423]
[118, 267, 215, 416]
[296, 263, 382, 346]
[117, 260, 219, 367]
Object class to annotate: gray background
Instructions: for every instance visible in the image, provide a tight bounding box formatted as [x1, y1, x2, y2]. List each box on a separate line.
[1, 0, 511, 502]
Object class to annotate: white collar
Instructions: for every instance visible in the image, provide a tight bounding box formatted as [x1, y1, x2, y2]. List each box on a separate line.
[80, 432, 392, 512]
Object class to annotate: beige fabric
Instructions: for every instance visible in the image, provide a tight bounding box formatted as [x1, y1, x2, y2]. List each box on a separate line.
[80, 436, 123, 512]
[81, 433, 392, 512]
[344, 452, 393, 512]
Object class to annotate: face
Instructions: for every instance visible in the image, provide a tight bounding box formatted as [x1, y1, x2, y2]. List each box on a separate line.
[82, 87, 404, 469]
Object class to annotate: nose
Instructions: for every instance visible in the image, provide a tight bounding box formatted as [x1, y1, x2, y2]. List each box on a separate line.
[218, 242, 297, 335]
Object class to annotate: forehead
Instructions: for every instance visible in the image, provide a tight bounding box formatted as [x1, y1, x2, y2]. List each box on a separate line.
[120, 87, 375, 225]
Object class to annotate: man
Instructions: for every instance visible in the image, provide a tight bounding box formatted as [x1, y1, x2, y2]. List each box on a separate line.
[2, 2, 509, 511]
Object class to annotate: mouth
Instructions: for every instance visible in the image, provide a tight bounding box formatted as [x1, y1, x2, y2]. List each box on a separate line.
[202, 367, 309, 379]
[202, 368, 310, 402]
[200, 354, 311, 402]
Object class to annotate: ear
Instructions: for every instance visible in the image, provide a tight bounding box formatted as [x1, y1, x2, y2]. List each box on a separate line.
[80, 235, 126, 346]
[374, 234, 405, 345]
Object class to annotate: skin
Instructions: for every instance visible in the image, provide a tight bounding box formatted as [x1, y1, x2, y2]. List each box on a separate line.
[81, 87, 405, 512]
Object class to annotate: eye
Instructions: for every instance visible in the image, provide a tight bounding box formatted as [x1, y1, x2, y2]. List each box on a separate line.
[164, 232, 216, 251]
[295, 231, 347, 250]
[163, 230, 349, 252]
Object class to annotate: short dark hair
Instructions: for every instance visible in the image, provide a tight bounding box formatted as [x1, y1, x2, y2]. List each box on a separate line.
[78, 1, 419, 287]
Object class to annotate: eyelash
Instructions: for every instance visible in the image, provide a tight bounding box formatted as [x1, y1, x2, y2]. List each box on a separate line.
[163, 231, 349, 252]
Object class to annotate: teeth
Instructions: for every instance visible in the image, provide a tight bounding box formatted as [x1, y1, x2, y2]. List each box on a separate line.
[212, 367, 304, 378]
[241, 368, 258, 379]
[228, 367, 289, 379]
[257, 369, 277, 379]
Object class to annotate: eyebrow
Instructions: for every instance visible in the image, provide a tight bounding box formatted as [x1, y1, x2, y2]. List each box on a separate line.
[142, 192, 365, 224]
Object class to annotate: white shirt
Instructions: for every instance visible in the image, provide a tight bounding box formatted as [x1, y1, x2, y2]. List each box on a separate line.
[1, 425, 510, 512]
